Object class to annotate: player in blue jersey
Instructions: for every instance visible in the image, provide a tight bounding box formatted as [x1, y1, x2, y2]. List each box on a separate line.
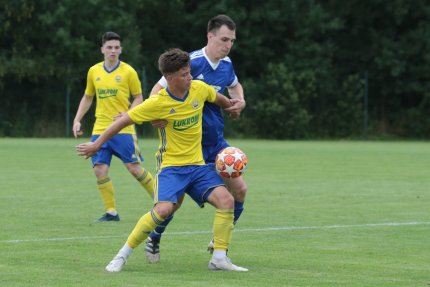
[147, 15, 247, 263]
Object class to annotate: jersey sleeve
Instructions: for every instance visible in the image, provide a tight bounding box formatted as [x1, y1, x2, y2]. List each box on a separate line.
[227, 75, 239, 88]
[158, 76, 167, 88]
[127, 96, 161, 124]
[226, 59, 238, 88]
[84, 68, 95, 96]
[204, 82, 217, 103]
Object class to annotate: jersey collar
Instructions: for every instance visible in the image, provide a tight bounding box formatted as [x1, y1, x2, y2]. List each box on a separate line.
[203, 47, 220, 70]
[103, 60, 121, 73]
[166, 87, 189, 102]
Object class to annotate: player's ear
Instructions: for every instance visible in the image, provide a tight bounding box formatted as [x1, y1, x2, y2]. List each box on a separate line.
[165, 73, 173, 81]
[207, 32, 213, 41]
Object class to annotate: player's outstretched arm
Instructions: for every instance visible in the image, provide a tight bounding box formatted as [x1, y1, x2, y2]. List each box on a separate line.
[214, 92, 233, 109]
[224, 99, 245, 119]
[76, 114, 134, 159]
[214, 92, 242, 120]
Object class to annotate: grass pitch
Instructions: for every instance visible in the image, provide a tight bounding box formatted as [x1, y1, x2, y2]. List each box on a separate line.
[0, 138, 429, 286]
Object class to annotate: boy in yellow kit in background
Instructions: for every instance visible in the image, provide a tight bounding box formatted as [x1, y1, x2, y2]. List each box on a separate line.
[73, 32, 154, 222]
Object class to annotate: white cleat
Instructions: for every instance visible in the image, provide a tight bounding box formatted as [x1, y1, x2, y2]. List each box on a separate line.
[105, 255, 127, 272]
[208, 257, 249, 272]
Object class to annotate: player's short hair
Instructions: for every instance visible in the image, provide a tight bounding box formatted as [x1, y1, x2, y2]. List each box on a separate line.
[207, 14, 236, 33]
[102, 32, 121, 45]
[158, 48, 190, 75]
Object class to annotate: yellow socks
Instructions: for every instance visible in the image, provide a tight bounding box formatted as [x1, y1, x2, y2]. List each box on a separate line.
[213, 209, 234, 251]
[97, 177, 116, 213]
[127, 210, 164, 248]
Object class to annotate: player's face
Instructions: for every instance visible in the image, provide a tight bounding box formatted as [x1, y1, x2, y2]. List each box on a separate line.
[208, 25, 236, 59]
[101, 40, 122, 62]
[170, 66, 192, 91]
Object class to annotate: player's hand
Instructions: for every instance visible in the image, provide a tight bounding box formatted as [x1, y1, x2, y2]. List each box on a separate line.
[76, 142, 98, 159]
[151, 119, 168, 129]
[224, 98, 245, 119]
[113, 112, 127, 121]
[225, 98, 245, 113]
[72, 122, 84, 138]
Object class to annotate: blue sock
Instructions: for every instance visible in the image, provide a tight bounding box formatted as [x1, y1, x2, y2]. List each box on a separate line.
[149, 214, 174, 242]
[233, 201, 244, 225]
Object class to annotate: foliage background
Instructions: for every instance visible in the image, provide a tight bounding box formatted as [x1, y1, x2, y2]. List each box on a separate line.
[1, 0, 429, 138]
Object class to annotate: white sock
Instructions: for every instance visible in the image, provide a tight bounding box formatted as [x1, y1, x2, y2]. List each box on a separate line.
[118, 243, 133, 258]
[107, 211, 118, 216]
[212, 250, 227, 260]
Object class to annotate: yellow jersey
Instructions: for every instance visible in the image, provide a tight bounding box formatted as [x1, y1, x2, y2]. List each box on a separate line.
[128, 80, 216, 169]
[85, 61, 141, 135]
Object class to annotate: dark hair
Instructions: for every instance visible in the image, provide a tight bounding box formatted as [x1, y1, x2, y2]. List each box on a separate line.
[207, 14, 236, 33]
[102, 32, 121, 45]
[158, 48, 190, 75]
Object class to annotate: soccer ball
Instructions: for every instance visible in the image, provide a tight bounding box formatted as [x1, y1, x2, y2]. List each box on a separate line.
[215, 147, 248, 178]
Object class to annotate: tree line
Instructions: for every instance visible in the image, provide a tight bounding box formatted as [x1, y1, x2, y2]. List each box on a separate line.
[1, 0, 429, 139]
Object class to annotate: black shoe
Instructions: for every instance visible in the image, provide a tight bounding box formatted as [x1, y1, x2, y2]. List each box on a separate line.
[144, 237, 160, 263]
[97, 213, 120, 222]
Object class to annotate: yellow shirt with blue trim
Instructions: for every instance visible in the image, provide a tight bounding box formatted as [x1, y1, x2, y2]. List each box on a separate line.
[85, 61, 141, 135]
[128, 80, 217, 169]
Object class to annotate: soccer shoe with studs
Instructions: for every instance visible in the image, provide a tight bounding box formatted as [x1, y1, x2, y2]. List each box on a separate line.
[105, 255, 127, 272]
[97, 213, 120, 222]
[144, 237, 160, 263]
[208, 257, 248, 272]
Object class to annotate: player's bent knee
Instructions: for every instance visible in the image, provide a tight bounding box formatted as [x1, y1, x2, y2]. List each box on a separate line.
[126, 164, 142, 177]
[153, 203, 174, 219]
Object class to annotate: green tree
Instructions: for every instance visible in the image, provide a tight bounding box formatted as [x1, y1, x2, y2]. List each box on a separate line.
[0, 0, 146, 136]
[1, 0, 429, 138]
[324, 0, 430, 137]
[243, 63, 312, 139]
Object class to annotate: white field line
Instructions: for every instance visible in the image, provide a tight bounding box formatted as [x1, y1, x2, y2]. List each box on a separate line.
[1, 221, 430, 244]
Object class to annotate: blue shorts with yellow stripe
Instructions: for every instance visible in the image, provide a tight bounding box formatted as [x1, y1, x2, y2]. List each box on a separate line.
[90, 134, 144, 167]
[154, 164, 224, 207]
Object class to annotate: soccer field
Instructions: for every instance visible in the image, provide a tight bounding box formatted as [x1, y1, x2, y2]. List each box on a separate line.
[0, 138, 429, 286]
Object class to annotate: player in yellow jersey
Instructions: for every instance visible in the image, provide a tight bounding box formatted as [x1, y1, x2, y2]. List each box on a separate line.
[76, 48, 248, 272]
[146, 15, 247, 262]
[72, 32, 154, 222]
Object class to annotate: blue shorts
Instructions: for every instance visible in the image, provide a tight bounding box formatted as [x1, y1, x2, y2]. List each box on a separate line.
[91, 134, 144, 167]
[155, 164, 224, 207]
[202, 139, 230, 164]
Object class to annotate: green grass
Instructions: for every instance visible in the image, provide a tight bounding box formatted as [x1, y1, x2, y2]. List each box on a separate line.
[0, 138, 429, 286]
